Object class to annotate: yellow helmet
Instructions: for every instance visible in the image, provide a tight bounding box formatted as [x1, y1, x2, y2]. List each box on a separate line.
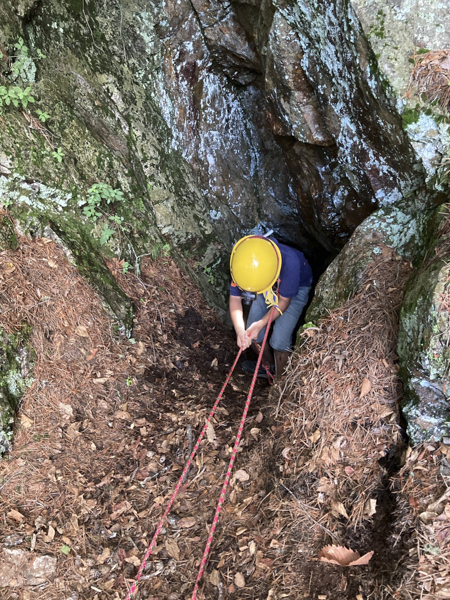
[230, 235, 282, 293]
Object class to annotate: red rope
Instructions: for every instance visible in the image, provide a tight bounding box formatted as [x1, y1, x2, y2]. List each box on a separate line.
[124, 347, 243, 600]
[124, 306, 276, 600]
[191, 306, 276, 599]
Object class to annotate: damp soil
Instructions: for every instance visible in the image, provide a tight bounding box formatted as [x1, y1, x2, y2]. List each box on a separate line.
[0, 237, 416, 600]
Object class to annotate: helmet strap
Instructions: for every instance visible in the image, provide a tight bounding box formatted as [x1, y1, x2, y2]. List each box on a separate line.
[262, 280, 283, 315]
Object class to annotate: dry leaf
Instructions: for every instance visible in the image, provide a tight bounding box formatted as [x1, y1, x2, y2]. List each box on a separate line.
[250, 427, 260, 439]
[365, 498, 377, 516]
[317, 477, 332, 493]
[110, 501, 131, 520]
[47, 259, 58, 268]
[114, 411, 131, 420]
[206, 421, 216, 444]
[234, 572, 245, 588]
[136, 341, 146, 356]
[309, 429, 321, 443]
[4, 263, 16, 274]
[208, 569, 220, 586]
[234, 469, 250, 482]
[379, 408, 394, 419]
[211, 358, 218, 367]
[177, 517, 196, 529]
[75, 325, 89, 337]
[58, 403, 73, 420]
[346, 552, 374, 566]
[165, 539, 180, 561]
[65, 421, 81, 439]
[86, 348, 99, 361]
[282, 447, 292, 460]
[20, 414, 33, 428]
[255, 411, 263, 423]
[7, 509, 24, 522]
[97, 547, 111, 564]
[331, 501, 349, 519]
[318, 545, 374, 566]
[360, 378, 372, 398]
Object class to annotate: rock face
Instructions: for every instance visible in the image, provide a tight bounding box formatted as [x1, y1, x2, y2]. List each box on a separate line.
[398, 206, 450, 444]
[0, 328, 33, 456]
[351, 0, 450, 99]
[0, 0, 425, 266]
[351, 0, 450, 194]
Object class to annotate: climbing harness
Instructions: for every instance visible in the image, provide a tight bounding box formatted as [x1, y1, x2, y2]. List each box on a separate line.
[125, 306, 276, 600]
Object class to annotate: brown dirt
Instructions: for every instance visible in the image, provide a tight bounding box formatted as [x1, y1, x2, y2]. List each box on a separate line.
[0, 231, 449, 600]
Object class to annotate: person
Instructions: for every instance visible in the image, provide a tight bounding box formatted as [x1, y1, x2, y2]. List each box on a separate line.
[229, 234, 313, 380]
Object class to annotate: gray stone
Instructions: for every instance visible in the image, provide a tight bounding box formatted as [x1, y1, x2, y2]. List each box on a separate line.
[398, 204, 450, 444]
[351, 0, 450, 99]
[351, 0, 450, 193]
[0, 549, 57, 587]
[0, 328, 34, 457]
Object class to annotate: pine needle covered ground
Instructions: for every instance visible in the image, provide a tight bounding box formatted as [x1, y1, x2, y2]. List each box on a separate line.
[0, 226, 449, 599]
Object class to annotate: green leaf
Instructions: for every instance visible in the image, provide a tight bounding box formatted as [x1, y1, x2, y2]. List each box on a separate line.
[61, 545, 71, 555]
[99, 224, 115, 245]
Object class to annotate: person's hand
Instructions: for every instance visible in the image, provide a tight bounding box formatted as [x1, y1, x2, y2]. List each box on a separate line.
[236, 327, 251, 349]
[246, 320, 264, 342]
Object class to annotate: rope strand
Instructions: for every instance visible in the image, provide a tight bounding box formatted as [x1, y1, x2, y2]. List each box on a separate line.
[191, 306, 276, 598]
[125, 305, 276, 600]
[124, 347, 243, 600]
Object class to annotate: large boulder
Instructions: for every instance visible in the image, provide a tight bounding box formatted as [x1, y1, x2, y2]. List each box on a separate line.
[351, 0, 450, 194]
[306, 193, 435, 323]
[398, 205, 450, 444]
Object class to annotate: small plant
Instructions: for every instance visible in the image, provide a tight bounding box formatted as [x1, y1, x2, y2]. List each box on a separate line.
[99, 224, 115, 246]
[51, 147, 64, 163]
[88, 182, 124, 206]
[122, 261, 132, 273]
[36, 108, 50, 122]
[9, 38, 33, 79]
[150, 242, 171, 260]
[82, 183, 124, 222]
[0, 85, 35, 109]
[203, 266, 215, 285]
[126, 376, 133, 386]
[0, 39, 47, 119]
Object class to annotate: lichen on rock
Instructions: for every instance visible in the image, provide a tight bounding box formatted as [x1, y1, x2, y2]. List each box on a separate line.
[0, 327, 34, 457]
[398, 205, 450, 444]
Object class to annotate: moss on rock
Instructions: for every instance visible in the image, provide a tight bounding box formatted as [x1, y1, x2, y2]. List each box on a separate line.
[0, 215, 19, 250]
[0, 326, 34, 456]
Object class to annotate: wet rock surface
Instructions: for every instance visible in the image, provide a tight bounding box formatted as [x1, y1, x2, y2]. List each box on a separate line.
[0, 0, 427, 280]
